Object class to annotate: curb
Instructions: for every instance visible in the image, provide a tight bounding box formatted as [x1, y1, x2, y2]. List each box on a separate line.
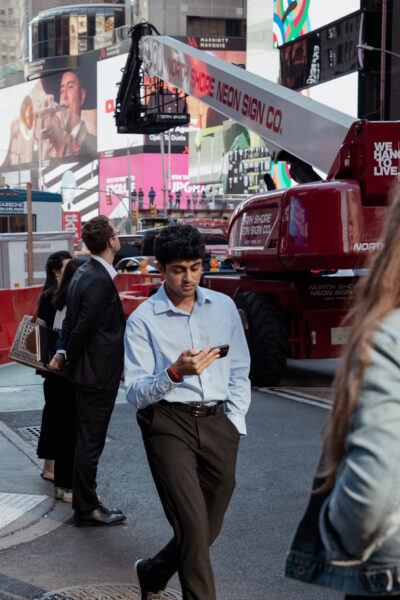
[0, 420, 72, 550]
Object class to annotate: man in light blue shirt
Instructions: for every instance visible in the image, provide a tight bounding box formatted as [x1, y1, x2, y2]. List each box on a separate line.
[124, 224, 250, 600]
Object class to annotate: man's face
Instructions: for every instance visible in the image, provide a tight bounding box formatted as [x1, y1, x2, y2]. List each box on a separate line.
[59, 71, 85, 131]
[109, 225, 121, 255]
[159, 258, 203, 300]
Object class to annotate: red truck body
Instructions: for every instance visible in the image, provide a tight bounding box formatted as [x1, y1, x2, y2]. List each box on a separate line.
[117, 30, 400, 385]
[203, 121, 400, 385]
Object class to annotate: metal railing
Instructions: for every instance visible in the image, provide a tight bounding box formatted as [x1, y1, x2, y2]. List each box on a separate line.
[0, 24, 131, 80]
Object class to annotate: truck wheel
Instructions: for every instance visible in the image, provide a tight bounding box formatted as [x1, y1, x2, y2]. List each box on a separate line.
[235, 292, 289, 386]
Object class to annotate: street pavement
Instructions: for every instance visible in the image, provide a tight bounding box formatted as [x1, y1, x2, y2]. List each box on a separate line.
[0, 360, 342, 600]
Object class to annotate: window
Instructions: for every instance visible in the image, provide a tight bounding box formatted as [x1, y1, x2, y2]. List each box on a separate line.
[187, 17, 245, 37]
[0, 215, 36, 233]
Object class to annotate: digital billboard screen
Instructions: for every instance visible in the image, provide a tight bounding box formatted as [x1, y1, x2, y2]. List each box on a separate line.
[0, 61, 97, 171]
[99, 154, 203, 218]
[279, 11, 363, 90]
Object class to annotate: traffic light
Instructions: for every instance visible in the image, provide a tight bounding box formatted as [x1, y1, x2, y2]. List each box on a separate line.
[150, 206, 157, 217]
[134, 207, 139, 220]
[106, 193, 112, 205]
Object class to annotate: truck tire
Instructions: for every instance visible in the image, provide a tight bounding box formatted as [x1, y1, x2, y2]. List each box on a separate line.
[235, 292, 289, 386]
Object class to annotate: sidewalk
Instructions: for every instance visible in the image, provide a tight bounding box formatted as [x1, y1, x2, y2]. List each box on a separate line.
[0, 362, 72, 549]
[0, 419, 72, 550]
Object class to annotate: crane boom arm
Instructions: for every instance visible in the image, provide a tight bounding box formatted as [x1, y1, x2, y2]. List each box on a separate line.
[140, 35, 356, 174]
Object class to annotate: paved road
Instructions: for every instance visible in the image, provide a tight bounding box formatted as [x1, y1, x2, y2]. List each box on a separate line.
[0, 360, 342, 600]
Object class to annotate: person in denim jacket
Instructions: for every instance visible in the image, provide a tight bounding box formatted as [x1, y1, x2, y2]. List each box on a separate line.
[286, 185, 400, 599]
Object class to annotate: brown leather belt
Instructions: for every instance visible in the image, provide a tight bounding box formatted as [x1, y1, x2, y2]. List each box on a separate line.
[158, 400, 224, 417]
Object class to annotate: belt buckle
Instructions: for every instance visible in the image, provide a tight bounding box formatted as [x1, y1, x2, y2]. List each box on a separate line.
[191, 404, 204, 417]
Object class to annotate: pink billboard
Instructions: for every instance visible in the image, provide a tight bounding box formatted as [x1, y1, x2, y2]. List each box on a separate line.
[99, 154, 203, 217]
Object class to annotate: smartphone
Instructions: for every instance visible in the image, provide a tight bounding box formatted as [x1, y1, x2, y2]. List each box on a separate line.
[210, 344, 229, 358]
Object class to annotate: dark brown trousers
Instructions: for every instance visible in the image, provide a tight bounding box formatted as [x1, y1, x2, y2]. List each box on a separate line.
[137, 401, 240, 600]
[72, 385, 117, 512]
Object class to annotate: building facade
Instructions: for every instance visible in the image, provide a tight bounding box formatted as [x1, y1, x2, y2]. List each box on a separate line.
[0, 1, 22, 68]
[134, 0, 246, 37]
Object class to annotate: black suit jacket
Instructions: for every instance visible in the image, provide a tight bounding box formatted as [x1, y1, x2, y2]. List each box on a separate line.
[58, 257, 126, 391]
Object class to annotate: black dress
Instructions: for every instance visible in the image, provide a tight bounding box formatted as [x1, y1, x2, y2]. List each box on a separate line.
[36, 289, 58, 460]
[37, 290, 77, 488]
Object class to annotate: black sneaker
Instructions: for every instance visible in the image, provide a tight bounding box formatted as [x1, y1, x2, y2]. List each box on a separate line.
[135, 559, 165, 600]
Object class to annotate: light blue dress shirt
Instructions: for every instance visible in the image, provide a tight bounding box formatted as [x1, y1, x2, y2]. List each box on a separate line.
[124, 283, 251, 435]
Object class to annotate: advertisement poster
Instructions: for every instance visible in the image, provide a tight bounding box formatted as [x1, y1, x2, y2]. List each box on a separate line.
[0, 62, 97, 173]
[99, 154, 203, 218]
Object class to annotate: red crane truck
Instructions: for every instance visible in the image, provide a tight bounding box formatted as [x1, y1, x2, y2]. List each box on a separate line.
[116, 25, 400, 385]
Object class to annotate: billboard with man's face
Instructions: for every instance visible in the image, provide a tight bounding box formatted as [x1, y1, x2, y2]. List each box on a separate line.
[0, 61, 97, 173]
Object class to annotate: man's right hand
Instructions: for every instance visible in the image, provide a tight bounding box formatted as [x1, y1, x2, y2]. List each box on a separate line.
[49, 353, 65, 370]
[170, 346, 220, 379]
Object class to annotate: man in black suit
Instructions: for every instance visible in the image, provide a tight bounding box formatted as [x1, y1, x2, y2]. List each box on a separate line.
[50, 216, 126, 526]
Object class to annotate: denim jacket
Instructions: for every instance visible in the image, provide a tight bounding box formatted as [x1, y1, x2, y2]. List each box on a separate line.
[286, 309, 400, 595]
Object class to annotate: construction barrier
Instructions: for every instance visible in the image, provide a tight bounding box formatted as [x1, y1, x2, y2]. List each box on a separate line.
[0, 285, 42, 364]
[1, 273, 164, 365]
[120, 291, 147, 318]
[115, 272, 164, 293]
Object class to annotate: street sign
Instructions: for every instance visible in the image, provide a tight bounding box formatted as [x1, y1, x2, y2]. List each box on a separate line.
[62, 211, 81, 245]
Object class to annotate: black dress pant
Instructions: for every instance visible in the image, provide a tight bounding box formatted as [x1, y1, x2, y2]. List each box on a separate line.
[54, 377, 77, 489]
[72, 385, 117, 513]
[137, 401, 240, 600]
[37, 373, 59, 459]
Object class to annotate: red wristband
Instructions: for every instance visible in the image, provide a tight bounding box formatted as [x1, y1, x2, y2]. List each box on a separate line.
[169, 366, 183, 381]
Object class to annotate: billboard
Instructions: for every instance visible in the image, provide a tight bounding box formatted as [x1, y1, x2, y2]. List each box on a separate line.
[0, 61, 97, 172]
[99, 154, 203, 217]
[273, 0, 361, 46]
[271, 0, 360, 186]
[97, 52, 143, 152]
[279, 10, 363, 90]
[99, 51, 190, 153]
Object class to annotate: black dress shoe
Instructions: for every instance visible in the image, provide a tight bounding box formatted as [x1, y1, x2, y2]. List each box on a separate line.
[135, 559, 165, 599]
[74, 505, 126, 526]
[98, 502, 124, 515]
[96, 496, 124, 515]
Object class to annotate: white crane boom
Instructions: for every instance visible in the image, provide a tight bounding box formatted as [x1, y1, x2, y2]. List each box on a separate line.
[140, 35, 357, 174]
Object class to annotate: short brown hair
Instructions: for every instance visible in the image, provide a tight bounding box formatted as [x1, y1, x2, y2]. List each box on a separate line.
[82, 216, 114, 255]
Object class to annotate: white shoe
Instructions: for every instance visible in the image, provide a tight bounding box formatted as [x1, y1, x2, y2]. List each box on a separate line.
[55, 487, 73, 502]
[55, 487, 65, 500]
[62, 489, 73, 503]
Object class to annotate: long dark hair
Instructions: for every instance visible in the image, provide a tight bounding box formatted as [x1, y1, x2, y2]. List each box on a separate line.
[53, 258, 84, 311]
[41, 251, 72, 295]
[319, 185, 400, 490]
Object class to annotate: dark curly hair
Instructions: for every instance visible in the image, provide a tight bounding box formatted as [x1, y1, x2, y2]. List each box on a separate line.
[82, 215, 114, 255]
[154, 225, 205, 267]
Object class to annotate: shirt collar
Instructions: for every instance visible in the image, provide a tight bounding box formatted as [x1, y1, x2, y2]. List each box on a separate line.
[153, 282, 213, 314]
[92, 255, 117, 279]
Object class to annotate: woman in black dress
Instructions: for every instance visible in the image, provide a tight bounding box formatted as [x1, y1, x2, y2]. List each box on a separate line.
[36, 250, 72, 481]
